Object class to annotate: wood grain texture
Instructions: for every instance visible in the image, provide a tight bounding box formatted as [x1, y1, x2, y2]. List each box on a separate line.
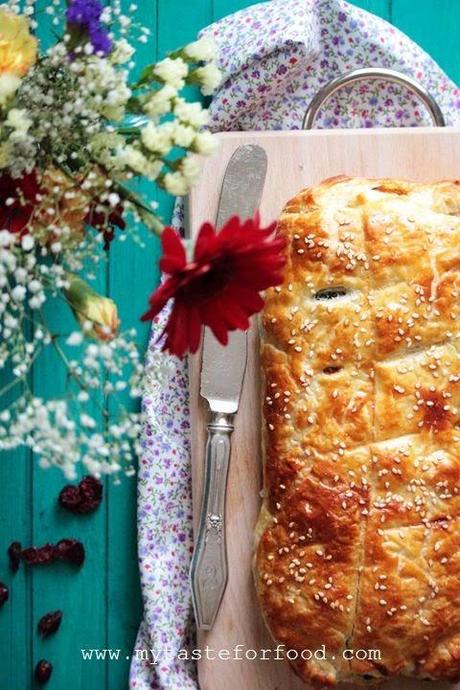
[187, 127, 460, 690]
[1, 1, 460, 689]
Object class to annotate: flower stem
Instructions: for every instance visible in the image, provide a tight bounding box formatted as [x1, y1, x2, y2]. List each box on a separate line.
[114, 182, 164, 237]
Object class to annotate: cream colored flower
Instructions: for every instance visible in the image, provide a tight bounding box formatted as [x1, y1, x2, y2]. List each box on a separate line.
[0, 7, 37, 76]
[195, 63, 221, 95]
[84, 296, 120, 341]
[172, 123, 195, 148]
[184, 37, 216, 62]
[192, 130, 218, 156]
[180, 155, 201, 183]
[0, 72, 20, 105]
[65, 274, 120, 341]
[141, 121, 173, 156]
[174, 98, 209, 128]
[153, 56, 188, 89]
[120, 144, 149, 174]
[163, 170, 189, 196]
[143, 85, 177, 118]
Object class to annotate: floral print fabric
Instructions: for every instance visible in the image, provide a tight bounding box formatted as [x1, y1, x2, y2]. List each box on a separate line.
[130, 1, 460, 688]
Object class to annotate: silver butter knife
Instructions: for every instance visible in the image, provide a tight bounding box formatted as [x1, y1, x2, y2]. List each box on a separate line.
[190, 144, 268, 631]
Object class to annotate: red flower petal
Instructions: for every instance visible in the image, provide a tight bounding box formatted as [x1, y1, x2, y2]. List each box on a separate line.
[159, 226, 186, 274]
[201, 304, 229, 345]
[141, 276, 182, 321]
[162, 300, 190, 357]
[194, 221, 217, 262]
[142, 213, 286, 357]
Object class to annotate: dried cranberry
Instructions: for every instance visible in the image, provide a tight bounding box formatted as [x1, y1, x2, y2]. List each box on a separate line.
[8, 541, 21, 572]
[38, 610, 62, 637]
[21, 544, 57, 566]
[0, 582, 8, 607]
[58, 484, 80, 510]
[18, 539, 85, 567]
[59, 475, 103, 514]
[35, 659, 52, 684]
[56, 539, 85, 566]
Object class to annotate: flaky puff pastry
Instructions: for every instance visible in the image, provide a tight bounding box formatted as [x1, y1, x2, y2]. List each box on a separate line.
[254, 176, 460, 687]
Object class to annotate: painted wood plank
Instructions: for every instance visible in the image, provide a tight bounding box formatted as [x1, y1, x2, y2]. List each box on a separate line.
[212, 0, 261, 22]
[0, 387, 32, 690]
[158, 0, 213, 50]
[213, 1, 391, 23]
[30, 5, 109, 687]
[392, 0, 460, 83]
[30, 302, 108, 687]
[350, 0, 391, 20]
[106, 1, 158, 685]
[29, 188, 109, 684]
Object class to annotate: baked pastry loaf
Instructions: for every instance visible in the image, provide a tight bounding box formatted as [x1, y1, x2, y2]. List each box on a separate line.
[255, 176, 460, 687]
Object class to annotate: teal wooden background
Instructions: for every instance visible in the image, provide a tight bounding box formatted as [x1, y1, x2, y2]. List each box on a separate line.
[1, 1, 459, 688]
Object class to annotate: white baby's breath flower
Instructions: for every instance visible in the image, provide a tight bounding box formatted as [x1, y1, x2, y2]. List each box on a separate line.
[67, 332, 84, 346]
[141, 121, 173, 156]
[80, 413, 96, 429]
[12, 285, 26, 302]
[29, 294, 45, 309]
[192, 130, 218, 155]
[0, 73, 20, 105]
[21, 235, 35, 251]
[111, 38, 134, 64]
[194, 63, 221, 95]
[173, 98, 209, 128]
[78, 56, 131, 120]
[184, 36, 216, 62]
[153, 56, 188, 89]
[163, 170, 189, 196]
[180, 155, 201, 183]
[6, 108, 32, 133]
[28, 279, 42, 293]
[143, 84, 177, 117]
[0, 231, 13, 247]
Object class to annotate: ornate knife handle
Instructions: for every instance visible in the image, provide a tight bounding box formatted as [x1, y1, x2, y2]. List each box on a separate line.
[190, 411, 234, 630]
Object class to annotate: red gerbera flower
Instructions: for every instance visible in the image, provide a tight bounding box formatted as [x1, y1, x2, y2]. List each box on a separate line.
[141, 214, 286, 357]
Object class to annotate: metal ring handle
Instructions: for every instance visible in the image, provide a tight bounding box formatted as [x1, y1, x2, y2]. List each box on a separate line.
[302, 67, 446, 129]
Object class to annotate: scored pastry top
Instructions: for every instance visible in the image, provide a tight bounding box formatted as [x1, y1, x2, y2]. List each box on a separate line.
[255, 176, 460, 687]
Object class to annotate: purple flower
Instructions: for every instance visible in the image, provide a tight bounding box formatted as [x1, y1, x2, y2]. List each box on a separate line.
[66, 0, 112, 56]
[67, 0, 102, 24]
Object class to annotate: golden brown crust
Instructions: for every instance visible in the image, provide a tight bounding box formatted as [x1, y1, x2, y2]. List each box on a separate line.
[254, 176, 460, 687]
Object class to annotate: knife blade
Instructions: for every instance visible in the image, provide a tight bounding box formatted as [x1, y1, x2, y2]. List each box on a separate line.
[190, 144, 268, 631]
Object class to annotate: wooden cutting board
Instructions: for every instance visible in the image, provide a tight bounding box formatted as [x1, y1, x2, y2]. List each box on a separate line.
[186, 127, 460, 690]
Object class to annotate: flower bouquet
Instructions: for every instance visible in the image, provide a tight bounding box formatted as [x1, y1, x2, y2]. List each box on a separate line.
[0, 0, 285, 479]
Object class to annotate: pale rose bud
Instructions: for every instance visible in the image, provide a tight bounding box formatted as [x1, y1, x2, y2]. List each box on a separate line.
[65, 273, 120, 341]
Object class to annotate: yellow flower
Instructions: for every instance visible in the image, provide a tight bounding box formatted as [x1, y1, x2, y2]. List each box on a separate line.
[65, 274, 121, 342]
[0, 7, 37, 77]
[85, 295, 120, 341]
